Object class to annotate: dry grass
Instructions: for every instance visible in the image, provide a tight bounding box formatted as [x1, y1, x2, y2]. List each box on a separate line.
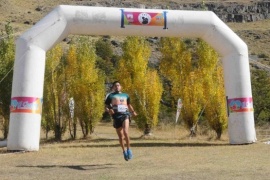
[227, 20, 270, 59]
[0, 122, 270, 180]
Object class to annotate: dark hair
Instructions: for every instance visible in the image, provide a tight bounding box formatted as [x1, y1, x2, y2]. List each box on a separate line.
[112, 81, 120, 87]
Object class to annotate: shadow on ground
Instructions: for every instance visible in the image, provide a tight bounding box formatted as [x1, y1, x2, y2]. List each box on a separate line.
[17, 163, 115, 171]
[49, 140, 230, 149]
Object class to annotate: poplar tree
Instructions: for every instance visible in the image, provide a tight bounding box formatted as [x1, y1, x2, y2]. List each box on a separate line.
[0, 22, 15, 139]
[116, 36, 163, 135]
[160, 38, 227, 138]
[65, 37, 105, 138]
[159, 37, 192, 101]
[65, 43, 79, 139]
[181, 70, 204, 132]
[196, 40, 227, 139]
[43, 44, 67, 140]
[139, 69, 163, 134]
[76, 37, 105, 137]
[160, 37, 204, 131]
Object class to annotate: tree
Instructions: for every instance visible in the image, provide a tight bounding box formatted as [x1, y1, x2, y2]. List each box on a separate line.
[95, 37, 113, 60]
[95, 37, 115, 80]
[251, 69, 270, 124]
[65, 43, 79, 139]
[159, 37, 204, 132]
[135, 69, 163, 134]
[0, 22, 15, 139]
[159, 37, 192, 102]
[181, 70, 204, 134]
[196, 39, 227, 139]
[116, 36, 163, 135]
[159, 38, 227, 138]
[43, 44, 67, 140]
[76, 37, 105, 137]
[66, 37, 105, 138]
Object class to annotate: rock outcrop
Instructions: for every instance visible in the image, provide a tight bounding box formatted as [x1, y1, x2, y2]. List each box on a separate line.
[73, 1, 270, 23]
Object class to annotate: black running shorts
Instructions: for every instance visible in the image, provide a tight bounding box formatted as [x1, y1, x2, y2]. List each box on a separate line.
[112, 113, 130, 129]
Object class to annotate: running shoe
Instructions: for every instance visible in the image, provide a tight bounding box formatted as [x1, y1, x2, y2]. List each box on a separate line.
[123, 151, 128, 161]
[127, 149, 133, 160]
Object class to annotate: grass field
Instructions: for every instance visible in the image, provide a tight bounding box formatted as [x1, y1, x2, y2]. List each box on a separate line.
[0, 122, 270, 180]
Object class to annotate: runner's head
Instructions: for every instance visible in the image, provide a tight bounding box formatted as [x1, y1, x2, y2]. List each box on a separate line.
[112, 81, 121, 92]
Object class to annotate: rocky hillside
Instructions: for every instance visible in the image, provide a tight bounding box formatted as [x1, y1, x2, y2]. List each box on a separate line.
[0, 0, 270, 66]
[2, 0, 269, 24]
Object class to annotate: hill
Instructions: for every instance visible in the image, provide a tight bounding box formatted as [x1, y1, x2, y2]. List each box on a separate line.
[0, 0, 270, 65]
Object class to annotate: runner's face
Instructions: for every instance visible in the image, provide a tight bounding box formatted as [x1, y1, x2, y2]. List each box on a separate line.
[114, 83, 121, 92]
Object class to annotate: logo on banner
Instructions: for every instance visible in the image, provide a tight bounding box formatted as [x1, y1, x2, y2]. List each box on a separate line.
[227, 97, 253, 113]
[123, 11, 164, 26]
[138, 13, 152, 25]
[10, 97, 43, 114]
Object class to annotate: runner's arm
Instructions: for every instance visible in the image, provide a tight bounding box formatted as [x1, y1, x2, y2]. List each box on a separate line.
[105, 95, 114, 115]
[128, 104, 137, 116]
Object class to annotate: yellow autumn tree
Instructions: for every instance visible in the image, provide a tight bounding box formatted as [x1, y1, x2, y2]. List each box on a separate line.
[197, 40, 227, 139]
[160, 37, 204, 132]
[141, 69, 163, 134]
[116, 36, 163, 135]
[159, 37, 192, 102]
[65, 37, 105, 138]
[43, 44, 67, 140]
[181, 71, 204, 132]
[65, 43, 78, 139]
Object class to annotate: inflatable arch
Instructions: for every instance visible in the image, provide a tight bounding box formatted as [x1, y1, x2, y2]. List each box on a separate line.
[8, 5, 256, 151]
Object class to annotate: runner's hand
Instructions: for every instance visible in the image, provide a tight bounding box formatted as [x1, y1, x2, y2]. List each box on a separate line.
[132, 111, 137, 116]
[108, 109, 114, 115]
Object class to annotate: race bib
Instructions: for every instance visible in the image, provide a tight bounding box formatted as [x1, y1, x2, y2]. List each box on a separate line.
[117, 105, 127, 112]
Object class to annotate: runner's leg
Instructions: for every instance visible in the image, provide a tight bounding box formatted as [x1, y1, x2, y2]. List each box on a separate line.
[123, 118, 133, 159]
[123, 118, 130, 149]
[116, 127, 125, 152]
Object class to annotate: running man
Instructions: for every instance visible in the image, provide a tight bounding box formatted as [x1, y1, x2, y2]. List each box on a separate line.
[105, 81, 137, 161]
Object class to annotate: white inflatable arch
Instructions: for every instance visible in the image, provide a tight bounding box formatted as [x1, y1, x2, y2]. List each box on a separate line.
[8, 5, 256, 151]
